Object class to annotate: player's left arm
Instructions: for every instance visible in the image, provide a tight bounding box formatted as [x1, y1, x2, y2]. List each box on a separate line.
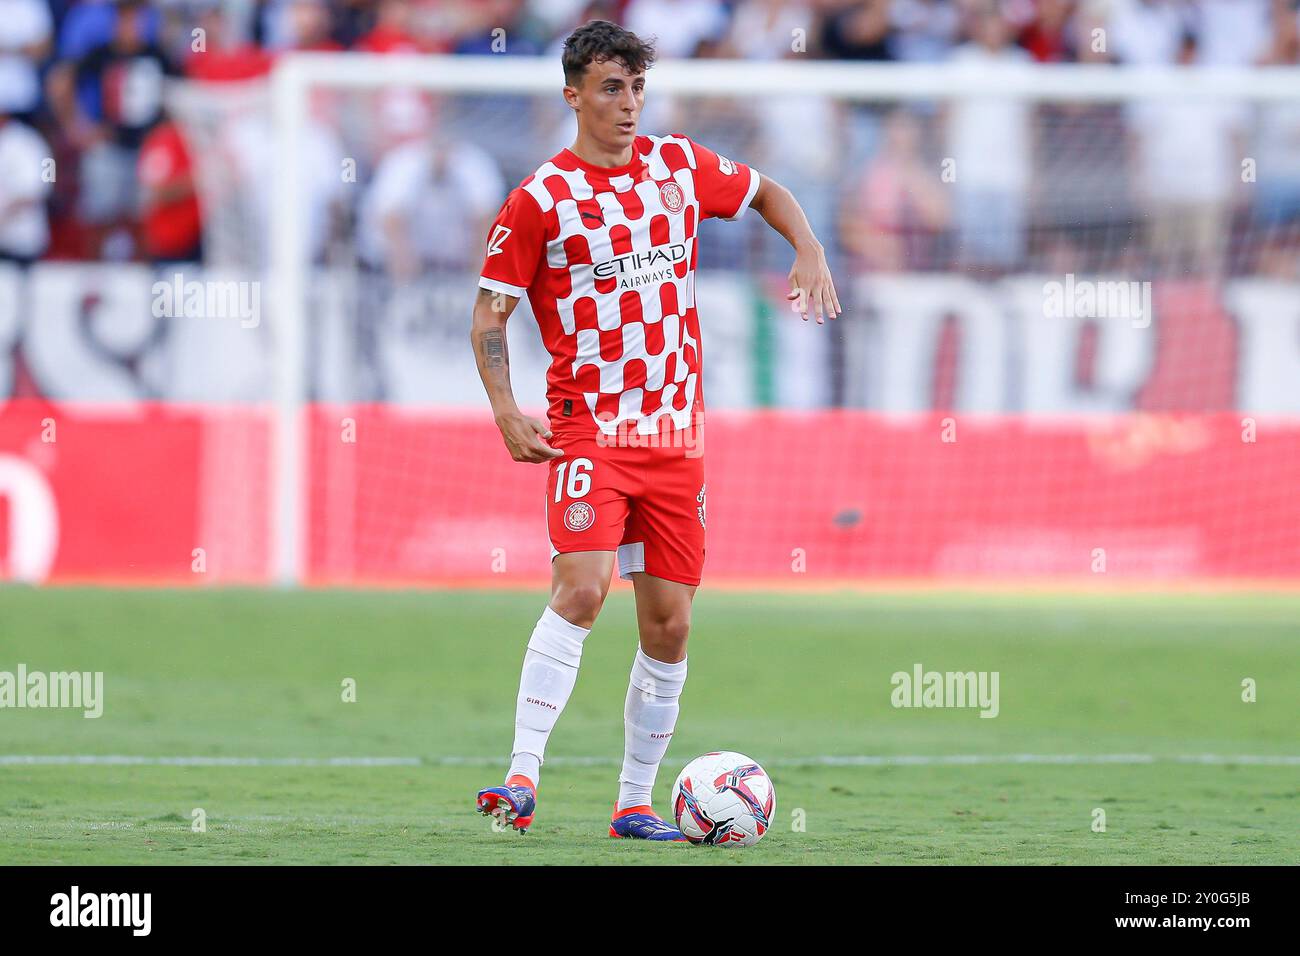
[748, 173, 842, 324]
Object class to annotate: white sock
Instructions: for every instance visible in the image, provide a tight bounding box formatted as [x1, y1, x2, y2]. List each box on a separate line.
[507, 606, 590, 788]
[618, 649, 687, 811]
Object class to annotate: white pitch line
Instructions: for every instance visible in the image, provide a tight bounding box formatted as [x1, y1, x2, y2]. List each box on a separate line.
[788, 754, 1300, 766]
[0, 756, 420, 767]
[1, 754, 1298, 767]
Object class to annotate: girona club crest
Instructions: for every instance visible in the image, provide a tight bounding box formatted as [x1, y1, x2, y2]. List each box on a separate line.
[564, 501, 595, 532]
[659, 181, 685, 214]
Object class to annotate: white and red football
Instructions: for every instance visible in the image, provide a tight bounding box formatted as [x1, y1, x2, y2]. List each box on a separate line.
[671, 751, 775, 847]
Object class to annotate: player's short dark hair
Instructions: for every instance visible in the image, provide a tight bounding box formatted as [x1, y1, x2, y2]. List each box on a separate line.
[562, 20, 657, 86]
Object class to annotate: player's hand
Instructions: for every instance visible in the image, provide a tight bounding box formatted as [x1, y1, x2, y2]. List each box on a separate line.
[787, 242, 842, 324]
[495, 411, 563, 463]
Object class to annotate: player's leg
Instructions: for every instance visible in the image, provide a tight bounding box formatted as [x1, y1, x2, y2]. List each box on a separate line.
[478, 445, 630, 831]
[477, 551, 615, 831]
[622, 571, 694, 788]
[608, 572, 694, 840]
[609, 448, 704, 840]
[508, 550, 614, 783]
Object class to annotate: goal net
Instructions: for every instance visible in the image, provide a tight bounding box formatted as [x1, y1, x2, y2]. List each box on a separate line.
[167, 54, 1300, 587]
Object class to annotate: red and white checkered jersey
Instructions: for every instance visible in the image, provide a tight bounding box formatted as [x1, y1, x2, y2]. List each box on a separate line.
[478, 133, 759, 440]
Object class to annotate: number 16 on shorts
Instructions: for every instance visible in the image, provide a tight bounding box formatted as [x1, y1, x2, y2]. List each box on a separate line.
[554, 457, 597, 534]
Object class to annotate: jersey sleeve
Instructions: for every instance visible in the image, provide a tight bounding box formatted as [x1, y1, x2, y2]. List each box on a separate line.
[478, 186, 547, 298]
[690, 138, 760, 222]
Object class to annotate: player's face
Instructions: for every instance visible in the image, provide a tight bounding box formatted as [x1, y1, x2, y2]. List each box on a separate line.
[573, 58, 645, 150]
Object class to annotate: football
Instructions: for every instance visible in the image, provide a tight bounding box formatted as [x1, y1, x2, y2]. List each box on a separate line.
[671, 752, 776, 846]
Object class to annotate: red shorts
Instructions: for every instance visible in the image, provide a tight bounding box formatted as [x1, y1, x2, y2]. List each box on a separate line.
[546, 429, 706, 587]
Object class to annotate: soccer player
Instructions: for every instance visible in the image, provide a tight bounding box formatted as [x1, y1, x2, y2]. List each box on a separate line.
[471, 20, 839, 840]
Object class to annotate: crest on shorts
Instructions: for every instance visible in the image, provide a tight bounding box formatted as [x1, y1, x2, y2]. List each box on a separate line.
[564, 502, 595, 532]
[659, 181, 685, 214]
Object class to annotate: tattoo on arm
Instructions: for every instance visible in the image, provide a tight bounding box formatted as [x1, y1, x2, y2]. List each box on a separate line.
[480, 328, 507, 369]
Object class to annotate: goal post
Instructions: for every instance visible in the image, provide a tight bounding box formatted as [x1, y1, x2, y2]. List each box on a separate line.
[270, 58, 310, 587]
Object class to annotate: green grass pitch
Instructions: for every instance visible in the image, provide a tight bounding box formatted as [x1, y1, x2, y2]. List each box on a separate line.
[0, 587, 1296, 865]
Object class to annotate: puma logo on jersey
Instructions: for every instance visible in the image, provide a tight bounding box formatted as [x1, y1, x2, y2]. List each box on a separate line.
[581, 210, 605, 225]
[486, 224, 512, 257]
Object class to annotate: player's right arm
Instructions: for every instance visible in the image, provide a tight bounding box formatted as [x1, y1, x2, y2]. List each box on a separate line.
[471, 289, 561, 463]
[472, 186, 562, 463]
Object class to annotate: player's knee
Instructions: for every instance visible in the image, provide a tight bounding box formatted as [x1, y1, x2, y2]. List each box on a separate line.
[641, 611, 691, 661]
[550, 582, 606, 629]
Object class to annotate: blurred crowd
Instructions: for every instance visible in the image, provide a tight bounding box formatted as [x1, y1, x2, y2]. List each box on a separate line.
[0, 0, 1298, 277]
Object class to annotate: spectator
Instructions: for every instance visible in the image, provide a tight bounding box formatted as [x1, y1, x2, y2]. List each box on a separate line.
[221, 91, 348, 265]
[1017, 0, 1076, 62]
[533, 0, 599, 44]
[625, 0, 729, 59]
[186, 3, 274, 82]
[1193, 0, 1273, 67]
[842, 107, 949, 271]
[1251, 3, 1300, 277]
[890, 0, 960, 62]
[70, 0, 174, 146]
[0, 0, 52, 120]
[0, 107, 52, 264]
[58, 0, 159, 63]
[544, 0, 619, 58]
[331, 0, 376, 48]
[359, 129, 505, 279]
[946, 3, 1032, 271]
[355, 0, 437, 53]
[727, 0, 814, 60]
[821, 0, 896, 60]
[1128, 32, 1244, 275]
[1071, 0, 1109, 63]
[52, 0, 177, 258]
[137, 114, 202, 263]
[1106, 0, 1187, 65]
[262, 0, 345, 52]
[453, 0, 545, 55]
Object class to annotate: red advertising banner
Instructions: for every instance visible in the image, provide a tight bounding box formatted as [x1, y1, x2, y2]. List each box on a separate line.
[0, 401, 268, 585]
[0, 401, 1296, 586]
